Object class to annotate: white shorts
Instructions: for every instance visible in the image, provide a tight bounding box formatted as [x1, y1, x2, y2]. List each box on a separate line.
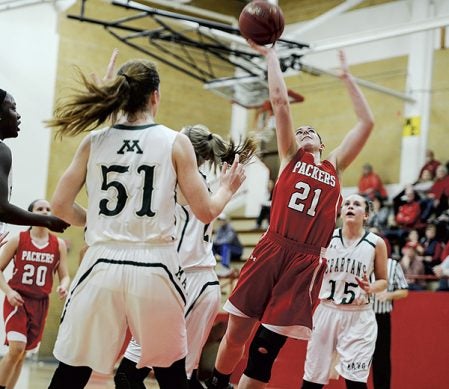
[125, 267, 220, 378]
[184, 267, 220, 377]
[303, 301, 377, 384]
[53, 242, 187, 374]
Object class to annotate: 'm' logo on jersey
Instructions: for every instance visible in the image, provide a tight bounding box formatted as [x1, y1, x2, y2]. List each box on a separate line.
[175, 266, 187, 290]
[117, 140, 143, 154]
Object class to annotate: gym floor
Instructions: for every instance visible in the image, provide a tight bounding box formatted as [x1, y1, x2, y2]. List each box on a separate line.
[13, 360, 159, 389]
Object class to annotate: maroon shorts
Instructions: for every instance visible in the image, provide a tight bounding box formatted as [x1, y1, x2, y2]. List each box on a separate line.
[229, 230, 326, 330]
[3, 294, 49, 350]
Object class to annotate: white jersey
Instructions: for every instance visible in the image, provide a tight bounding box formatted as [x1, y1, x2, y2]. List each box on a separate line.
[85, 123, 178, 245]
[319, 228, 379, 306]
[175, 201, 216, 269]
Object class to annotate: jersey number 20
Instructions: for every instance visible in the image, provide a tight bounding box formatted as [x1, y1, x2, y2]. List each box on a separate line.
[22, 264, 47, 287]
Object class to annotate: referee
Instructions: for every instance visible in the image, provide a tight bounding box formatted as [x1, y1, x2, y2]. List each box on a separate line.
[372, 257, 409, 389]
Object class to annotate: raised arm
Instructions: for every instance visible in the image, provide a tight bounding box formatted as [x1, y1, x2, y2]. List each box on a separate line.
[51, 135, 90, 226]
[248, 41, 297, 170]
[90, 48, 119, 85]
[173, 133, 245, 224]
[328, 50, 374, 173]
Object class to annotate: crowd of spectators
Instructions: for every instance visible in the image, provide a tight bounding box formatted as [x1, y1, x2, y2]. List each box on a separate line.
[359, 151, 449, 291]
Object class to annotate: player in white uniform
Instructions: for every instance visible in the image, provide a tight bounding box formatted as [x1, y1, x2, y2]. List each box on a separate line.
[113, 124, 256, 389]
[45, 56, 246, 389]
[302, 194, 387, 389]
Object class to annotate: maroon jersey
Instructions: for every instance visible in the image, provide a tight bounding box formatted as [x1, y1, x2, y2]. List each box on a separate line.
[8, 231, 60, 298]
[270, 149, 342, 248]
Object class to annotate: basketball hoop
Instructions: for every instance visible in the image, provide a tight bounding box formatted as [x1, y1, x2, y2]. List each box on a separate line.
[204, 77, 304, 109]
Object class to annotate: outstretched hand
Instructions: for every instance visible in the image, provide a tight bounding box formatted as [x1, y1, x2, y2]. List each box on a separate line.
[47, 216, 70, 233]
[57, 285, 68, 300]
[6, 289, 24, 307]
[220, 154, 246, 195]
[355, 273, 372, 294]
[90, 48, 119, 85]
[247, 39, 274, 57]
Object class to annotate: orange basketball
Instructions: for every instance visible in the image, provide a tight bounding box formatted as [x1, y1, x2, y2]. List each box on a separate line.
[238, 0, 285, 45]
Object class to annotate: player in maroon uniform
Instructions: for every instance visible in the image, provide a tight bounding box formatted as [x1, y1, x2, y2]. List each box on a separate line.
[206, 44, 375, 389]
[0, 199, 69, 389]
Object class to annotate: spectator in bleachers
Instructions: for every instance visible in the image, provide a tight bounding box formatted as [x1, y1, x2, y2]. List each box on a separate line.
[419, 165, 449, 221]
[367, 194, 391, 232]
[358, 163, 388, 201]
[420, 223, 443, 275]
[394, 186, 421, 229]
[370, 226, 392, 259]
[431, 198, 449, 243]
[428, 165, 449, 216]
[400, 242, 426, 290]
[413, 169, 434, 197]
[433, 242, 449, 291]
[385, 186, 421, 252]
[402, 229, 424, 255]
[392, 169, 434, 217]
[418, 149, 440, 180]
[213, 213, 243, 270]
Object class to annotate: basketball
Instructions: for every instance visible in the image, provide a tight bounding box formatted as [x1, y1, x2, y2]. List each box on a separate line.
[238, 0, 285, 45]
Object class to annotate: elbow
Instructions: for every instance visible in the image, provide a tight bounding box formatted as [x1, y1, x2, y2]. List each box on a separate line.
[364, 117, 374, 132]
[197, 212, 215, 225]
[51, 200, 66, 220]
[192, 207, 215, 224]
[271, 95, 289, 109]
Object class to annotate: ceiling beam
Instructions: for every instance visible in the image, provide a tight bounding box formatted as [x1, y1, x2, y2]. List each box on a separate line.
[284, 14, 449, 56]
[291, 0, 364, 36]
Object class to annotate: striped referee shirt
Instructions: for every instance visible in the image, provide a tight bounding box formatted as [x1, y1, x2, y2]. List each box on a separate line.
[372, 258, 409, 314]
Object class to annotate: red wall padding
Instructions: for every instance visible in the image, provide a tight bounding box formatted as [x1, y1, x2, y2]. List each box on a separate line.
[224, 291, 449, 388]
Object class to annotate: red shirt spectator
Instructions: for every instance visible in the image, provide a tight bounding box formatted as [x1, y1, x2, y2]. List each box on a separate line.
[419, 149, 440, 180]
[440, 241, 449, 262]
[358, 163, 388, 200]
[395, 187, 421, 228]
[428, 165, 449, 202]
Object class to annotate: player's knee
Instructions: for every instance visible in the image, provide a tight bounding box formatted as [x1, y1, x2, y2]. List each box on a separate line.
[7, 343, 26, 360]
[243, 326, 287, 383]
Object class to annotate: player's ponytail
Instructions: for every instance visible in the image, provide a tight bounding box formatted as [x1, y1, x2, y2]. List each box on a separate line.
[46, 59, 160, 137]
[181, 124, 256, 172]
